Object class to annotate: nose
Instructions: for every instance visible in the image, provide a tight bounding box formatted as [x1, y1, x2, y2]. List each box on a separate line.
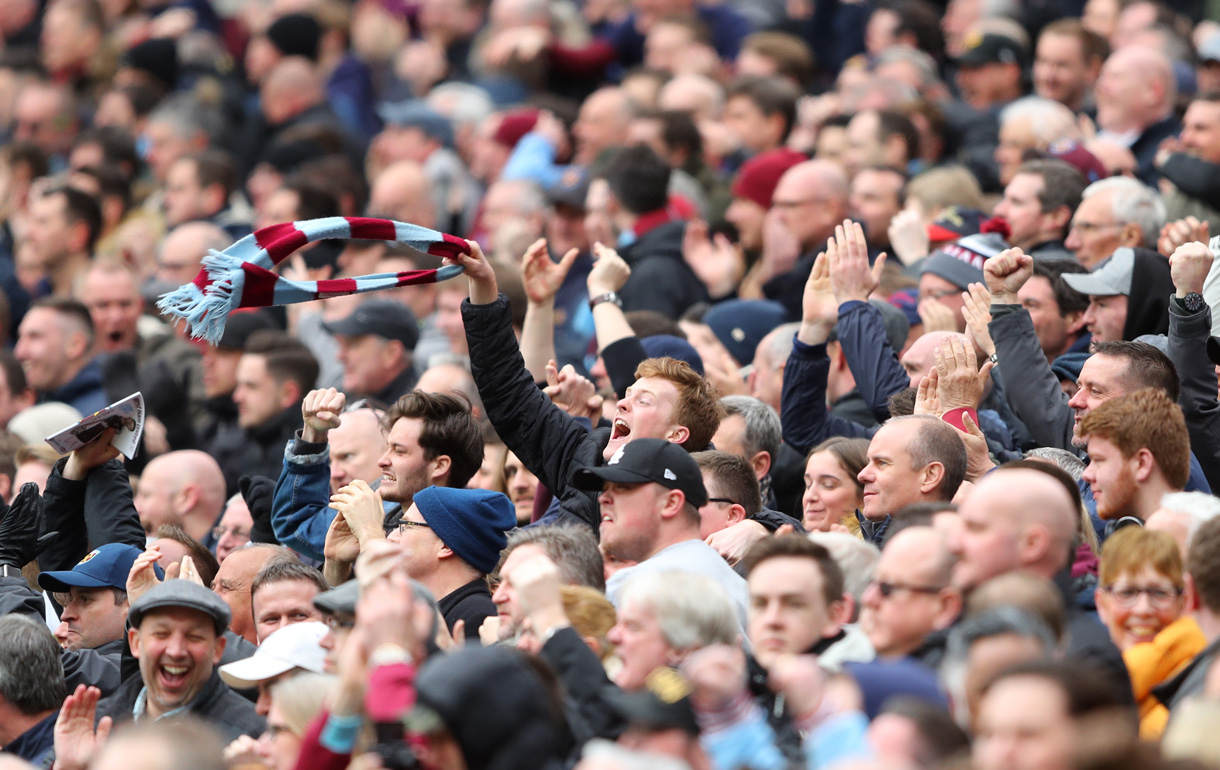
[861, 581, 881, 608]
[491, 581, 509, 605]
[165, 632, 188, 658]
[377, 450, 391, 469]
[1068, 389, 1086, 411]
[255, 689, 272, 717]
[1065, 227, 1080, 250]
[606, 623, 623, 645]
[858, 465, 873, 484]
[1081, 462, 1095, 484]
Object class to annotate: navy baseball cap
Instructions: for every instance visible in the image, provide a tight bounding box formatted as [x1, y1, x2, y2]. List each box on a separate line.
[322, 300, 420, 350]
[38, 543, 159, 593]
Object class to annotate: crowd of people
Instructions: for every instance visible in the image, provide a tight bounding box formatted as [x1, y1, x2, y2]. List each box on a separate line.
[8, 0, 1220, 769]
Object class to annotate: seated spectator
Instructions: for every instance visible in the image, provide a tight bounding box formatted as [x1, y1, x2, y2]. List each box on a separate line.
[162, 150, 251, 239]
[992, 159, 1085, 261]
[1060, 247, 1174, 345]
[1065, 177, 1165, 269]
[211, 543, 281, 645]
[134, 450, 226, 542]
[218, 621, 330, 716]
[15, 297, 108, 416]
[801, 438, 869, 534]
[1096, 527, 1204, 739]
[492, 524, 606, 642]
[213, 494, 254, 563]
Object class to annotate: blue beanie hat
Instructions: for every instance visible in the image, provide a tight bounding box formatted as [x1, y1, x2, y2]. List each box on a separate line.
[703, 299, 789, 367]
[413, 486, 516, 574]
[641, 335, 704, 375]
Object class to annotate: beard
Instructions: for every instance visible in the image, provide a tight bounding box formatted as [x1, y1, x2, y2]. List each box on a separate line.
[381, 463, 433, 506]
[1095, 471, 1140, 521]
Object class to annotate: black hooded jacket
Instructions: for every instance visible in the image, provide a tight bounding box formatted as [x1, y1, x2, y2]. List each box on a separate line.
[1122, 247, 1176, 340]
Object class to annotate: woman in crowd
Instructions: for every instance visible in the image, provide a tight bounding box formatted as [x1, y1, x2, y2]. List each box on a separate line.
[801, 437, 868, 534]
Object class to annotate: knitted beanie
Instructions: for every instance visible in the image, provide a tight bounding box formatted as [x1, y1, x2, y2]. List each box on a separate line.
[266, 13, 322, 61]
[730, 148, 807, 209]
[414, 486, 516, 575]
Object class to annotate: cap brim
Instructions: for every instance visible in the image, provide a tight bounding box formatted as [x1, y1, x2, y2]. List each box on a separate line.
[314, 581, 359, 616]
[1060, 273, 1124, 296]
[219, 654, 297, 689]
[320, 318, 369, 337]
[603, 688, 699, 734]
[571, 465, 656, 492]
[37, 571, 114, 593]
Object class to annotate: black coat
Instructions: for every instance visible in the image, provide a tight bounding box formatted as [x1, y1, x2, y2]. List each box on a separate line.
[97, 669, 265, 743]
[39, 457, 146, 573]
[618, 221, 709, 319]
[208, 406, 301, 499]
[438, 578, 497, 641]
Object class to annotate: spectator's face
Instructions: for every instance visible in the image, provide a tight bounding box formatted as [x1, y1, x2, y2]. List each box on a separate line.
[973, 676, 1075, 770]
[1180, 101, 1220, 165]
[24, 192, 76, 267]
[995, 117, 1035, 187]
[134, 460, 181, 535]
[83, 269, 143, 353]
[130, 608, 225, 716]
[388, 503, 445, 580]
[598, 481, 667, 563]
[1079, 294, 1127, 345]
[748, 555, 838, 669]
[202, 347, 243, 398]
[328, 409, 385, 495]
[710, 414, 750, 466]
[434, 289, 468, 356]
[214, 499, 254, 562]
[258, 698, 303, 770]
[918, 274, 967, 331]
[724, 96, 776, 155]
[1080, 435, 1140, 520]
[815, 125, 848, 165]
[574, 90, 627, 165]
[546, 203, 588, 256]
[252, 579, 323, 643]
[233, 353, 291, 429]
[697, 474, 741, 537]
[857, 421, 929, 521]
[55, 586, 127, 651]
[1018, 276, 1077, 359]
[1067, 354, 1128, 444]
[1064, 190, 1124, 269]
[244, 35, 281, 86]
[1096, 564, 1185, 651]
[13, 460, 52, 494]
[606, 595, 672, 690]
[725, 196, 766, 252]
[144, 120, 195, 183]
[492, 542, 546, 640]
[605, 376, 682, 461]
[993, 173, 1051, 251]
[1034, 33, 1093, 110]
[843, 112, 883, 179]
[1095, 51, 1151, 132]
[164, 159, 214, 227]
[319, 612, 354, 673]
[956, 63, 1016, 112]
[335, 334, 400, 397]
[860, 528, 957, 657]
[504, 451, 539, 524]
[802, 450, 863, 532]
[16, 307, 80, 392]
[865, 9, 901, 56]
[949, 479, 1023, 590]
[255, 188, 301, 232]
[1082, 0, 1119, 40]
[41, 3, 94, 74]
[377, 417, 438, 504]
[373, 125, 435, 167]
[644, 22, 692, 73]
[213, 547, 270, 643]
[246, 163, 285, 214]
[14, 87, 73, 157]
[749, 347, 784, 413]
[849, 169, 903, 248]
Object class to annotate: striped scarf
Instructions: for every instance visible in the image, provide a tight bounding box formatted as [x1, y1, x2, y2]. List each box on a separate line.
[157, 217, 469, 344]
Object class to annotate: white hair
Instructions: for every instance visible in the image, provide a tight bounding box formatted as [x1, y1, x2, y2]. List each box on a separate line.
[1080, 176, 1166, 249]
[807, 531, 880, 605]
[999, 97, 1080, 146]
[618, 571, 738, 651]
[427, 83, 494, 130]
[1159, 491, 1220, 544]
[580, 740, 693, 770]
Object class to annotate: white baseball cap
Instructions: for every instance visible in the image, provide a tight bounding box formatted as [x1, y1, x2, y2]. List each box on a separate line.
[219, 621, 329, 689]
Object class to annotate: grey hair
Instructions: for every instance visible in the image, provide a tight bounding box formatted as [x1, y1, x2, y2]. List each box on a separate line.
[426, 83, 494, 129]
[618, 571, 739, 651]
[148, 93, 221, 144]
[999, 97, 1080, 146]
[873, 46, 941, 90]
[580, 739, 694, 770]
[1080, 177, 1166, 249]
[1159, 491, 1220, 544]
[503, 525, 606, 592]
[720, 395, 782, 459]
[760, 322, 801, 369]
[941, 606, 1056, 726]
[1023, 447, 1086, 481]
[807, 531, 880, 607]
[0, 614, 67, 714]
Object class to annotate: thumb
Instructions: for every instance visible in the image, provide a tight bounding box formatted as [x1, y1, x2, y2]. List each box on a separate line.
[545, 360, 560, 387]
[979, 360, 995, 384]
[871, 252, 887, 281]
[962, 412, 985, 439]
[776, 524, 795, 536]
[164, 562, 181, 580]
[452, 618, 466, 643]
[558, 247, 580, 274]
[96, 716, 112, 745]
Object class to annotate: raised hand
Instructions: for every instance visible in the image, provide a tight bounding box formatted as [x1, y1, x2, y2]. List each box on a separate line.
[760, 209, 800, 281]
[125, 546, 164, 604]
[506, 552, 568, 635]
[681, 644, 748, 712]
[934, 335, 992, 412]
[917, 297, 958, 333]
[543, 360, 603, 422]
[357, 564, 417, 653]
[799, 251, 838, 345]
[587, 242, 632, 297]
[451, 240, 498, 305]
[914, 370, 942, 417]
[323, 510, 362, 568]
[828, 219, 886, 304]
[960, 412, 997, 481]
[62, 427, 120, 481]
[982, 248, 1033, 305]
[178, 555, 205, 587]
[331, 480, 388, 546]
[522, 238, 580, 306]
[0, 483, 51, 568]
[53, 684, 112, 770]
[1169, 241, 1215, 298]
[961, 283, 996, 357]
[301, 388, 346, 443]
[887, 205, 930, 266]
[705, 519, 768, 566]
[683, 220, 744, 298]
[1159, 217, 1210, 258]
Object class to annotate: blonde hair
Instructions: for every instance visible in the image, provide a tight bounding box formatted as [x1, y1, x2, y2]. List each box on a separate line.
[269, 673, 335, 736]
[1098, 527, 1183, 589]
[561, 585, 617, 660]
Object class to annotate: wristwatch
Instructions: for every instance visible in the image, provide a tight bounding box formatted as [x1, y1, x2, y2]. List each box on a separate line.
[589, 291, 622, 310]
[1180, 292, 1206, 313]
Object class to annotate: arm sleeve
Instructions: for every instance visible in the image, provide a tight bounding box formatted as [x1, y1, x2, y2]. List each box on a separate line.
[39, 458, 144, 573]
[463, 295, 597, 519]
[271, 438, 336, 561]
[988, 305, 1078, 452]
[292, 712, 355, 770]
[499, 133, 564, 189]
[618, 259, 699, 318]
[601, 335, 648, 401]
[837, 300, 911, 421]
[781, 336, 873, 457]
[1160, 154, 1220, 209]
[1168, 300, 1220, 491]
[540, 626, 626, 743]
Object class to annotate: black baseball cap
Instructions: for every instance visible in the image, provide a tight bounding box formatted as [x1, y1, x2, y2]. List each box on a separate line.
[956, 32, 1025, 67]
[604, 667, 700, 735]
[572, 438, 707, 507]
[322, 300, 419, 350]
[217, 310, 277, 351]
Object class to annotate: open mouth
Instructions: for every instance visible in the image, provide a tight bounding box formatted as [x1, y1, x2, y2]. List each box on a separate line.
[611, 418, 631, 440]
[158, 663, 190, 690]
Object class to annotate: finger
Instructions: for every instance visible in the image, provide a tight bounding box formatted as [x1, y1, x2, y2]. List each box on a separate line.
[979, 360, 994, 385]
[97, 715, 112, 744]
[557, 247, 580, 275]
[962, 411, 985, 438]
[871, 251, 887, 281]
[164, 562, 181, 580]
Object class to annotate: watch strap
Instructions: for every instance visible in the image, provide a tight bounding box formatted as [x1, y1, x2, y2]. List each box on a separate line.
[589, 292, 622, 310]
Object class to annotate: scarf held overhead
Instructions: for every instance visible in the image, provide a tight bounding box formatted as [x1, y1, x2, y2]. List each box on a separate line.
[157, 217, 470, 344]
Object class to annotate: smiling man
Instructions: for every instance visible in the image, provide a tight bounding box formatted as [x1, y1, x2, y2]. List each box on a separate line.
[1060, 247, 1174, 347]
[97, 580, 264, 741]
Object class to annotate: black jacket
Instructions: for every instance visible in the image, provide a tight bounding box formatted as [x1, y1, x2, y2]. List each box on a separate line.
[39, 457, 146, 573]
[539, 626, 626, 749]
[97, 669, 265, 743]
[1154, 635, 1220, 713]
[438, 578, 496, 641]
[618, 220, 709, 319]
[463, 294, 607, 534]
[208, 406, 301, 499]
[1054, 570, 1136, 708]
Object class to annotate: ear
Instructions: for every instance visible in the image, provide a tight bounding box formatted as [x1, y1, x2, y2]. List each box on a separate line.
[1184, 573, 1201, 612]
[750, 450, 772, 480]
[1120, 223, 1143, 248]
[824, 597, 849, 637]
[128, 627, 141, 659]
[204, 183, 226, 215]
[65, 330, 89, 360]
[212, 631, 227, 664]
[1046, 205, 1072, 232]
[1095, 586, 1113, 625]
[920, 461, 946, 494]
[1132, 448, 1156, 484]
[767, 112, 787, 142]
[1018, 524, 1051, 567]
[278, 380, 302, 411]
[68, 219, 89, 254]
[726, 503, 747, 526]
[429, 453, 452, 485]
[659, 489, 686, 521]
[437, 542, 455, 561]
[933, 587, 963, 630]
[666, 425, 691, 446]
[176, 483, 200, 515]
[1064, 309, 1087, 335]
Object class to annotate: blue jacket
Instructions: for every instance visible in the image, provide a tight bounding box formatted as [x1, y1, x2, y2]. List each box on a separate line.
[270, 435, 399, 561]
[45, 360, 109, 417]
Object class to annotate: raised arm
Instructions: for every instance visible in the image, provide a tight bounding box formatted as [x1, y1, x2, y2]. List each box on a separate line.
[1167, 242, 1220, 491]
[520, 238, 581, 383]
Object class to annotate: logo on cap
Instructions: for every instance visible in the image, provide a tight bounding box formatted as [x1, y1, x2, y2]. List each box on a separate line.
[609, 445, 626, 465]
[731, 328, 746, 343]
[647, 668, 691, 703]
[964, 31, 982, 50]
[664, 469, 677, 480]
[78, 549, 100, 565]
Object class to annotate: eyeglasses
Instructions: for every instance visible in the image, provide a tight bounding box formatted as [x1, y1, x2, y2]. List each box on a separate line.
[871, 579, 945, 598]
[396, 519, 431, 535]
[212, 525, 251, 541]
[707, 498, 738, 506]
[919, 288, 961, 301]
[1102, 585, 1182, 608]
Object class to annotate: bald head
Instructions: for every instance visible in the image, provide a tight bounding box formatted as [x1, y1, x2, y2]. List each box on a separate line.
[952, 468, 1078, 590]
[261, 57, 323, 124]
[772, 160, 849, 251]
[1096, 45, 1174, 133]
[657, 74, 725, 121]
[159, 222, 230, 286]
[368, 161, 436, 228]
[574, 87, 633, 165]
[139, 451, 227, 540]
